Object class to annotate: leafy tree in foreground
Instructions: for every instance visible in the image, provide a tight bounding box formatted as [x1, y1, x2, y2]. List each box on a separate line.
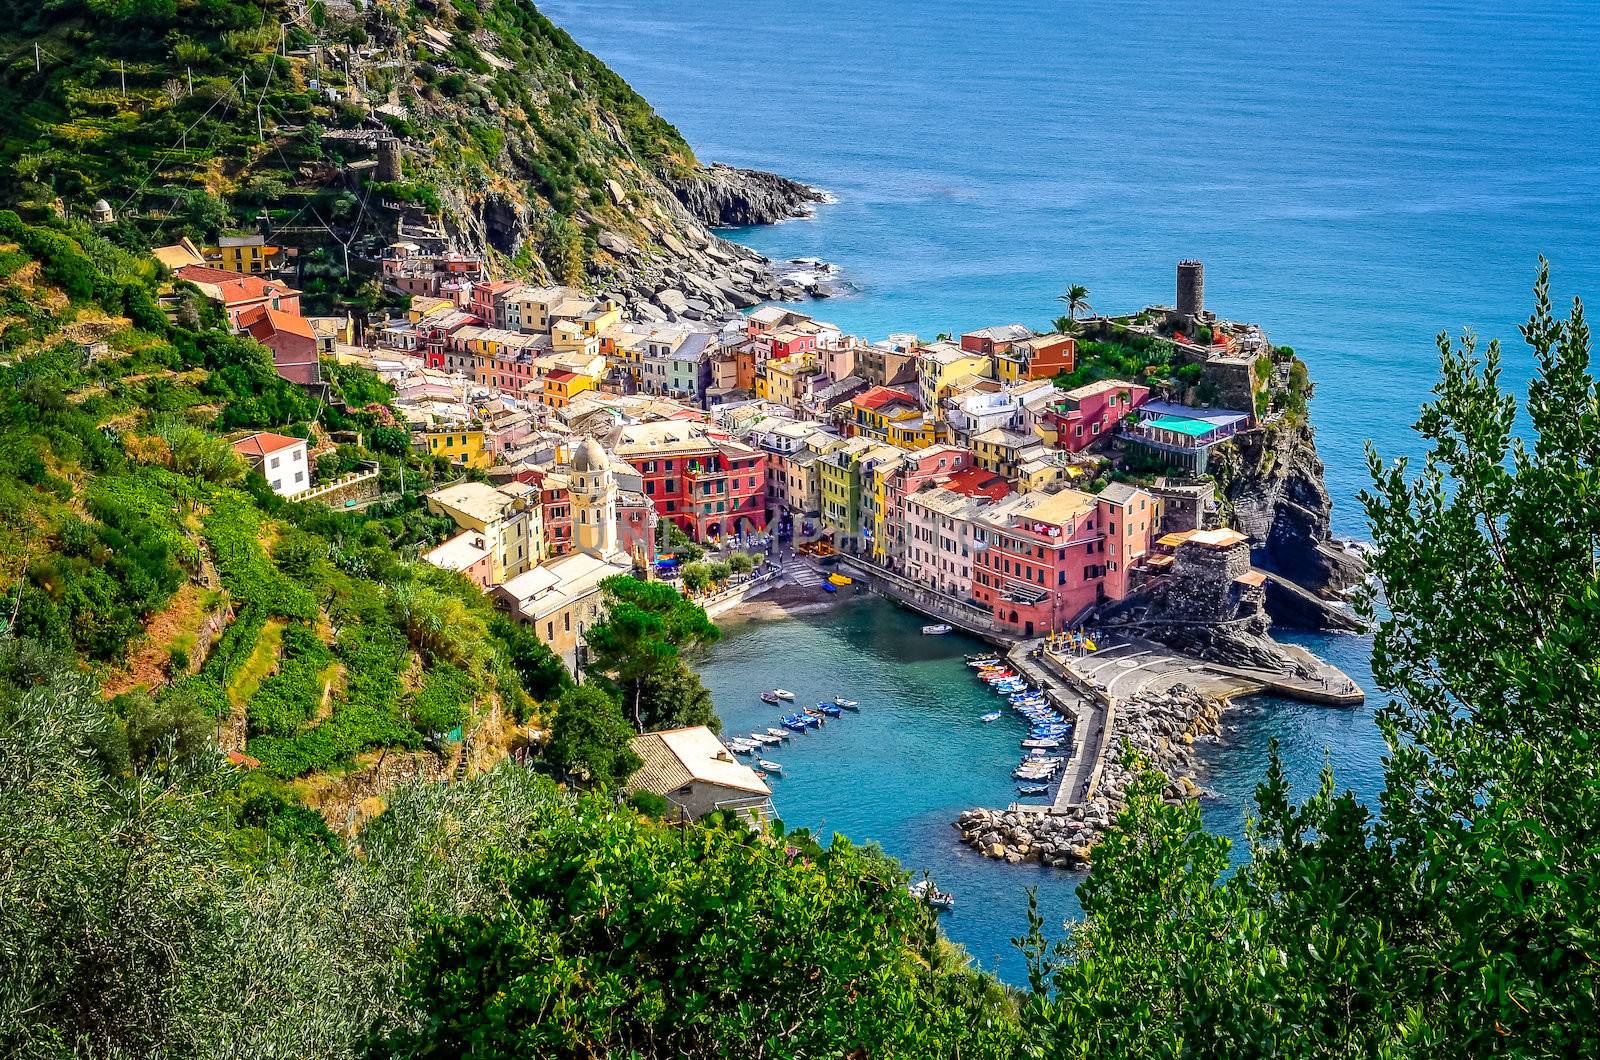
[545, 684, 641, 786]
[379, 807, 1021, 1059]
[1022, 263, 1600, 1056]
[583, 575, 722, 732]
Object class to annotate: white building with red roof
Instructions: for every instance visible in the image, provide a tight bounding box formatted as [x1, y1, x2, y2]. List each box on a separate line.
[232, 432, 310, 498]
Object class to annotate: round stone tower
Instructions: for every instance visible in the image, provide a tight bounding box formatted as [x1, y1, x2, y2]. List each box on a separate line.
[376, 137, 403, 182]
[1177, 259, 1205, 320]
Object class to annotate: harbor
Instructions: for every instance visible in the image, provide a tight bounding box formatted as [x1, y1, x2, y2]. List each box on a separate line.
[696, 593, 1382, 983]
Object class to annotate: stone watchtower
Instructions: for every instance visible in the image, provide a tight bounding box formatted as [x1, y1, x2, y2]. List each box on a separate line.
[572, 436, 618, 559]
[1177, 259, 1205, 325]
[376, 137, 403, 182]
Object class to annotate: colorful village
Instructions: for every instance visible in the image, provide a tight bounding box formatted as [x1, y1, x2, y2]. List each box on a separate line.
[147, 234, 1360, 848]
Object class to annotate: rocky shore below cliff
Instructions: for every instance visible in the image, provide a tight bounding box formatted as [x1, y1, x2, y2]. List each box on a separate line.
[954, 685, 1226, 870]
[588, 166, 843, 326]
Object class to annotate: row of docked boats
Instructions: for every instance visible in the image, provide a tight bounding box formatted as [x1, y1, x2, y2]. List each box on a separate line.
[777, 694, 861, 734]
[967, 653, 1076, 799]
[723, 731, 788, 778]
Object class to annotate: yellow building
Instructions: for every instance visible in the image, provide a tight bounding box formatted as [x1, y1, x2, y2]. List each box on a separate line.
[761, 351, 821, 408]
[425, 428, 490, 469]
[205, 234, 282, 275]
[915, 341, 992, 411]
[538, 368, 597, 410]
[971, 427, 1043, 481]
[865, 450, 905, 565]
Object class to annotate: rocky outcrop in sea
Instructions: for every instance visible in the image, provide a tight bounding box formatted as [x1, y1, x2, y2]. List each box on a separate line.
[954, 685, 1224, 870]
[668, 163, 828, 228]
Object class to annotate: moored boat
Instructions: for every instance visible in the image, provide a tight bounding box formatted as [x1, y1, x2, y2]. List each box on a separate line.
[980, 711, 1003, 723]
[834, 697, 859, 710]
[771, 688, 795, 700]
[760, 691, 781, 704]
[1017, 784, 1048, 796]
[818, 702, 843, 717]
[758, 759, 784, 774]
[1022, 738, 1060, 749]
[921, 623, 952, 635]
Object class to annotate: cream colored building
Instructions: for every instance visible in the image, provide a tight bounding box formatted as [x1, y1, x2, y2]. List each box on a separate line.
[426, 480, 543, 584]
[627, 726, 771, 821]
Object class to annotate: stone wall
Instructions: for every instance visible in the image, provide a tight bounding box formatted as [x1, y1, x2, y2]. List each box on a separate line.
[954, 684, 1225, 870]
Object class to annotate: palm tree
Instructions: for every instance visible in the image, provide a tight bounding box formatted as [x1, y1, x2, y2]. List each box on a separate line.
[1057, 284, 1092, 323]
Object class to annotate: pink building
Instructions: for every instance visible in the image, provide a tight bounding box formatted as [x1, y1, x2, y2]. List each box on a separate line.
[902, 469, 1013, 600]
[1046, 379, 1150, 452]
[422, 531, 496, 590]
[971, 481, 1156, 635]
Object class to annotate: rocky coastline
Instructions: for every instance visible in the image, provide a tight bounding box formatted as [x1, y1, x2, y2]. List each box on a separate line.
[669, 163, 829, 228]
[955, 685, 1225, 870]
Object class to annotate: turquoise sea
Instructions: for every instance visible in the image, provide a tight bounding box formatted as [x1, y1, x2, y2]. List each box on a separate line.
[544, 0, 1600, 981]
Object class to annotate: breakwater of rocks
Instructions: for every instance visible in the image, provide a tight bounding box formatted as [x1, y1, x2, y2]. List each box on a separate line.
[954, 684, 1225, 870]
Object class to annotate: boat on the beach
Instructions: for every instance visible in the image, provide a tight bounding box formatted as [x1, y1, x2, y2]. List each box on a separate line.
[758, 759, 784, 774]
[921, 623, 952, 635]
[821, 581, 837, 593]
[834, 697, 859, 710]
[980, 711, 1003, 723]
[827, 573, 853, 586]
[771, 688, 795, 701]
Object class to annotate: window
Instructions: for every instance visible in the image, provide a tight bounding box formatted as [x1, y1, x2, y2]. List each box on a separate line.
[269, 457, 281, 470]
[294, 471, 305, 484]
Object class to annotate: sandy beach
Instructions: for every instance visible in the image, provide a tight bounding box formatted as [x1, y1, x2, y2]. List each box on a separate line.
[715, 581, 853, 623]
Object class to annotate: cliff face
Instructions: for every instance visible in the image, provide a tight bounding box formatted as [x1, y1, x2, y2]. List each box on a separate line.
[1209, 419, 1366, 624]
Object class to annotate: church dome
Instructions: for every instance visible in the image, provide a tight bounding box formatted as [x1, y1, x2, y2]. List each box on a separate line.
[572, 436, 607, 473]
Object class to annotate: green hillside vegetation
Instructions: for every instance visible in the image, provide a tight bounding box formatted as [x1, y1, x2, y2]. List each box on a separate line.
[0, 0, 708, 302]
[0, 211, 568, 797]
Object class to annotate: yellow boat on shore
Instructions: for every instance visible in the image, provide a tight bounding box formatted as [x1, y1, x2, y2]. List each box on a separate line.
[827, 573, 853, 586]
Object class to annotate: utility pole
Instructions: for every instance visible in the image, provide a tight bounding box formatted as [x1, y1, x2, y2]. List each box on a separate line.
[187, 66, 193, 95]
[119, 60, 126, 95]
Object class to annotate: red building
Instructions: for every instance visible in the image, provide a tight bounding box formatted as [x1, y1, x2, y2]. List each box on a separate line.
[173, 265, 301, 327]
[1046, 379, 1150, 452]
[237, 303, 320, 386]
[612, 421, 768, 543]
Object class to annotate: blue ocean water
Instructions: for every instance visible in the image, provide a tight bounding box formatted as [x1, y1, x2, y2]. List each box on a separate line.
[544, 0, 1600, 980]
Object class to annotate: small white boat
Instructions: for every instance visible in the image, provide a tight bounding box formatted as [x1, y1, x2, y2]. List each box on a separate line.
[771, 688, 795, 700]
[758, 759, 784, 774]
[750, 732, 782, 747]
[980, 711, 1003, 723]
[909, 878, 955, 910]
[921, 624, 952, 635]
[834, 697, 859, 710]
[766, 727, 792, 740]
[727, 739, 757, 755]
[1022, 738, 1060, 749]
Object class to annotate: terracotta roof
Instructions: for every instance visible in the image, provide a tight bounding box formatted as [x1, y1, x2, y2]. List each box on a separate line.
[232, 432, 304, 458]
[852, 385, 918, 411]
[239, 304, 315, 341]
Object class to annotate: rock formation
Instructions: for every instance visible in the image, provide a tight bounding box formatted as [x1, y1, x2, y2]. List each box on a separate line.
[1210, 419, 1368, 627]
[668, 164, 827, 228]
